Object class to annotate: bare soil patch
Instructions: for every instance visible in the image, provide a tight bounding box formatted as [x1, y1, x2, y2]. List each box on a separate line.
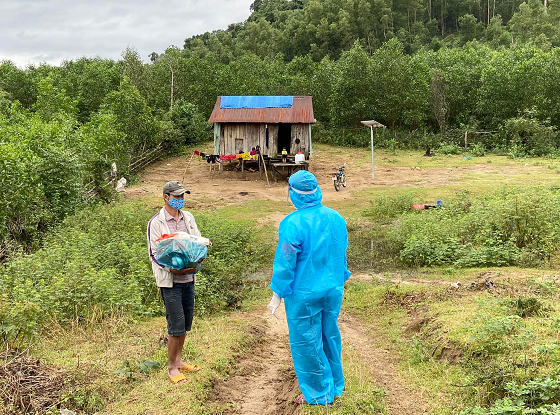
[123, 150, 543, 206]
[339, 312, 431, 415]
[206, 306, 301, 415]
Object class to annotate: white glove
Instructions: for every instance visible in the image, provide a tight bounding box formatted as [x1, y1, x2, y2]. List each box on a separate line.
[268, 292, 281, 316]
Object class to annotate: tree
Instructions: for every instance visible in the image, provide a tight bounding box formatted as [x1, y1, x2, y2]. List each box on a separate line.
[370, 39, 430, 132]
[171, 100, 211, 144]
[330, 41, 376, 126]
[100, 77, 159, 158]
[0, 61, 36, 108]
[33, 75, 78, 121]
[458, 13, 485, 42]
[430, 69, 449, 136]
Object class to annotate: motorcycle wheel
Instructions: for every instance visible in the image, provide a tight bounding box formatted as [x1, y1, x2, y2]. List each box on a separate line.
[334, 179, 340, 192]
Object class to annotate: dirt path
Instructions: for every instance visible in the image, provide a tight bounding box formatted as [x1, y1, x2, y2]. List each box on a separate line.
[351, 272, 454, 287]
[339, 312, 431, 414]
[127, 146, 456, 413]
[208, 301, 432, 415]
[207, 305, 301, 415]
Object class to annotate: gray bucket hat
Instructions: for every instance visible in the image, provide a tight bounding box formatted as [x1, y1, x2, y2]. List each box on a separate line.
[162, 181, 191, 196]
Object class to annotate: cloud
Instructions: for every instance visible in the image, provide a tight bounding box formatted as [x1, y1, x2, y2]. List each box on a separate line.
[0, 0, 254, 68]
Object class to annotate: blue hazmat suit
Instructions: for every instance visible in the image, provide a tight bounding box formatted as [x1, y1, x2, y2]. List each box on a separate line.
[270, 170, 351, 405]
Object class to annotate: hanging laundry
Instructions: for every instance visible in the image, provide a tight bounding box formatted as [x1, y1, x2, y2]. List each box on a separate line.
[206, 155, 220, 164]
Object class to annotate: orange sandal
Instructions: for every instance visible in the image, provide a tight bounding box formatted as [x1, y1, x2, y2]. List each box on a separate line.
[180, 364, 201, 372]
[170, 373, 188, 384]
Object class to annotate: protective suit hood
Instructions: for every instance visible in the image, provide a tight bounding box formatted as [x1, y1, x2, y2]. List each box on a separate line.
[288, 171, 322, 210]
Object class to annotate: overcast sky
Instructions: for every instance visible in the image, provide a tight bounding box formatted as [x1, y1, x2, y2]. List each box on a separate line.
[0, 0, 254, 68]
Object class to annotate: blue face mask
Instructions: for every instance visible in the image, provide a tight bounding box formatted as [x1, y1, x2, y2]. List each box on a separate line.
[168, 197, 184, 210]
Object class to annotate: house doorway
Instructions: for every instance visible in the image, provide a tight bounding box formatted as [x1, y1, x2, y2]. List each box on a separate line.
[278, 123, 291, 154]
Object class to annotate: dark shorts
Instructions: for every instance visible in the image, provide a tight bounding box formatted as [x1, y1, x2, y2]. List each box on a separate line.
[160, 282, 195, 337]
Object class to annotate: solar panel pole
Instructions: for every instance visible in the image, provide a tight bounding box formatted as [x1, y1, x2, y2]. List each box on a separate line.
[370, 125, 375, 179]
[362, 120, 382, 180]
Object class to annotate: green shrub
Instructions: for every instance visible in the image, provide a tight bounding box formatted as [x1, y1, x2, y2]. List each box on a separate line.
[460, 376, 560, 414]
[436, 142, 464, 155]
[194, 213, 271, 312]
[364, 192, 415, 219]
[505, 111, 558, 157]
[469, 314, 531, 356]
[0, 201, 269, 345]
[0, 295, 42, 348]
[467, 142, 486, 157]
[388, 187, 560, 267]
[503, 297, 553, 318]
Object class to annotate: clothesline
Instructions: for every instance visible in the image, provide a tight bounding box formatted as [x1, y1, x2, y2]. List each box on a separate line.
[193, 149, 261, 163]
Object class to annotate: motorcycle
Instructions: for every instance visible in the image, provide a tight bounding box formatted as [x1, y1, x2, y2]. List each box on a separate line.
[332, 164, 347, 191]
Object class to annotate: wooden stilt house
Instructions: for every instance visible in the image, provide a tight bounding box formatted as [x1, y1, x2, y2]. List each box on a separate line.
[208, 96, 315, 157]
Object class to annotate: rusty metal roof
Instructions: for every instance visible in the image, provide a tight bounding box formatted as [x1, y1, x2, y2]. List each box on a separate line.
[208, 96, 315, 124]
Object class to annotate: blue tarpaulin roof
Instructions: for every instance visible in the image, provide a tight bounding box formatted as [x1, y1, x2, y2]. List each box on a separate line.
[220, 96, 294, 109]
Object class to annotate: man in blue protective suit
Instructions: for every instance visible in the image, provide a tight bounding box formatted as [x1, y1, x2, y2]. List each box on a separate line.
[268, 170, 351, 405]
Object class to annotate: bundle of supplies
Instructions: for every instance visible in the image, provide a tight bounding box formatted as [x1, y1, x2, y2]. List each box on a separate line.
[155, 232, 211, 270]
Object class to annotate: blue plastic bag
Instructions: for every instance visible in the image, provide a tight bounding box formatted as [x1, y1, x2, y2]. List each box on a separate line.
[155, 235, 208, 270]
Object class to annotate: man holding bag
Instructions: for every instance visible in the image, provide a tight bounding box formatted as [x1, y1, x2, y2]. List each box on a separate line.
[147, 180, 202, 384]
[268, 171, 351, 405]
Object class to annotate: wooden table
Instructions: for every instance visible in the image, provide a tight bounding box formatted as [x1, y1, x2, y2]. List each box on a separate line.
[270, 162, 309, 182]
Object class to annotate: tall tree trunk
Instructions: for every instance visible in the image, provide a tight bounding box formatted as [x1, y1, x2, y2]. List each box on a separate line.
[441, 0, 444, 36]
[429, 0, 432, 21]
[169, 65, 174, 114]
[487, 0, 490, 25]
[408, 9, 411, 31]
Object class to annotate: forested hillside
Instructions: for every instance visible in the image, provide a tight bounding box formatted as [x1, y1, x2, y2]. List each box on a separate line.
[184, 0, 560, 60]
[1, 0, 560, 252]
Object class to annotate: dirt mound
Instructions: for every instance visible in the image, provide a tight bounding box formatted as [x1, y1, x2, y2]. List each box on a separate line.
[0, 352, 86, 415]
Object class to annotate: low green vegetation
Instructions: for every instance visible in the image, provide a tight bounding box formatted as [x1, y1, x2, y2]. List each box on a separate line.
[343, 276, 560, 414]
[0, 200, 273, 349]
[362, 187, 560, 268]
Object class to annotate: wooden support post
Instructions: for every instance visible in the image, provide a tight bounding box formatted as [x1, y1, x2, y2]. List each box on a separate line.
[464, 131, 468, 149]
[261, 154, 270, 186]
[182, 151, 196, 183]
